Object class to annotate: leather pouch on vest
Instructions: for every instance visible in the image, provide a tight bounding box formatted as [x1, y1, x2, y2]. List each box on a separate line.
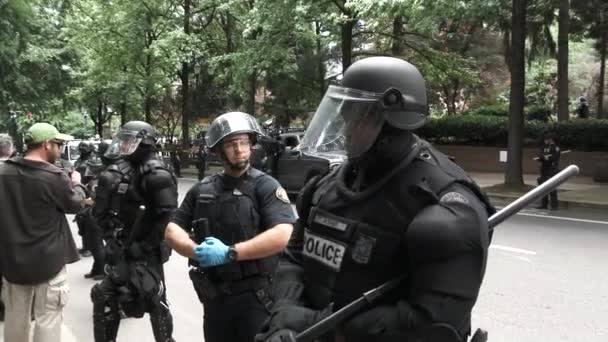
[188, 268, 223, 303]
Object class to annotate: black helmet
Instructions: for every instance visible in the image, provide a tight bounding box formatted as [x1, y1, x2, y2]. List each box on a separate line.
[97, 141, 110, 156]
[341, 56, 427, 130]
[300, 57, 427, 159]
[78, 141, 94, 154]
[105, 121, 157, 158]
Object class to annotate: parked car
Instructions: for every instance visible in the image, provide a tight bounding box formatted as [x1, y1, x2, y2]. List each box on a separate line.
[263, 128, 346, 195]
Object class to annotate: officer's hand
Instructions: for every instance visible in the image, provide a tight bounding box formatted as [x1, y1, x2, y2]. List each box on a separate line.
[343, 305, 400, 342]
[193, 237, 230, 267]
[255, 329, 297, 342]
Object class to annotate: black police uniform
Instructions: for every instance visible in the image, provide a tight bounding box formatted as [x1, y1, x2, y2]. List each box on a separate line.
[82, 153, 112, 278]
[196, 146, 208, 181]
[170, 167, 297, 342]
[74, 145, 95, 254]
[91, 152, 177, 342]
[262, 136, 495, 342]
[537, 142, 561, 209]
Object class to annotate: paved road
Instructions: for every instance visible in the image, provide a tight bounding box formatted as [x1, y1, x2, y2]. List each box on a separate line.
[2, 178, 607, 341]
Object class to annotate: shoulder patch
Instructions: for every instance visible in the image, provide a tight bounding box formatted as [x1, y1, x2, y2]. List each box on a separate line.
[440, 191, 469, 205]
[275, 186, 290, 204]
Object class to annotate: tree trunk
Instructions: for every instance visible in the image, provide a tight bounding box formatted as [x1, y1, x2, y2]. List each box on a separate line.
[120, 101, 127, 126]
[96, 101, 104, 137]
[505, 0, 527, 187]
[341, 19, 356, 73]
[247, 72, 257, 115]
[391, 16, 404, 56]
[598, 29, 607, 119]
[181, 0, 191, 149]
[557, 0, 570, 122]
[144, 95, 152, 123]
[316, 21, 325, 98]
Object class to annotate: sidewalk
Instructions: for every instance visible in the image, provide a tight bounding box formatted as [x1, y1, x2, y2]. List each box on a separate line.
[179, 166, 608, 210]
[470, 171, 608, 210]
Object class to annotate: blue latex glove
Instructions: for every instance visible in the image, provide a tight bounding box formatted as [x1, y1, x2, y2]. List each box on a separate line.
[193, 237, 230, 267]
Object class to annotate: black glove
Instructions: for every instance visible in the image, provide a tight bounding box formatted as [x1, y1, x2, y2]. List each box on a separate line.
[255, 329, 297, 342]
[343, 305, 400, 342]
[255, 305, 331, 342]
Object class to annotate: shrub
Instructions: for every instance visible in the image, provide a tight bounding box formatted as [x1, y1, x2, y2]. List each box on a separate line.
[463, 104, 509, 117]
[417, 115, 608, 151]
[526, 105, 552, 122]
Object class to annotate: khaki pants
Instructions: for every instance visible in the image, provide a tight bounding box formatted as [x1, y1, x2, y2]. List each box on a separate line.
[1, 267, 69, 342]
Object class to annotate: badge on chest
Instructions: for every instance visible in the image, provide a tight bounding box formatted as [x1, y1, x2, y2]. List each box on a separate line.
[303, 230, 346, 271]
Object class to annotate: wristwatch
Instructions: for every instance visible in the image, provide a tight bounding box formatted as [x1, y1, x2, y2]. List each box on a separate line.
[227, 245, 239, 263]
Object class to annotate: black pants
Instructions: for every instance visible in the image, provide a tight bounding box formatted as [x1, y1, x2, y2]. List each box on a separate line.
[76, 209, 92, 252]
[538, 171, 559, 208]
[91, 261, 174, 342]
[172, 161, 181, 177]
[197, 163, 207, 181]
[203, 291, 269, 342]
[82, 211, 106, 274]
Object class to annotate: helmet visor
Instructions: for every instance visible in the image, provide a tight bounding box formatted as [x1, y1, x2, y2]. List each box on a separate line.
[300, 85, 384, 159]
[105, 131, 142, 158]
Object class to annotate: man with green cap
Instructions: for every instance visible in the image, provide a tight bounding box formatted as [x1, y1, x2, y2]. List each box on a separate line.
[0, 122, 88, 342]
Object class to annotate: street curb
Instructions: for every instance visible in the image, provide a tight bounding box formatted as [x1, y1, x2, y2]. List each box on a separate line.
[487, 193, 608, 211]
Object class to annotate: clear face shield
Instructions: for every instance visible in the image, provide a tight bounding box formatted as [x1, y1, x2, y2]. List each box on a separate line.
[300, 85, 385, 159]
[105, 131, 143, 159]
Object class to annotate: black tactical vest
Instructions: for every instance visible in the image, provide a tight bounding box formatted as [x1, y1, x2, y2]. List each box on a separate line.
[191, 168, 277, 282]
[106, 159, 140, 233]
[300, 141, 494, 310]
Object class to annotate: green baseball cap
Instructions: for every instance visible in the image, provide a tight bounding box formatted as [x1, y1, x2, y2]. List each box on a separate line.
[25, 123, 74, 144]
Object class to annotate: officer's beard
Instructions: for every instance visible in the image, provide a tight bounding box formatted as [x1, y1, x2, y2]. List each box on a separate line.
[223, 154, 250, 172]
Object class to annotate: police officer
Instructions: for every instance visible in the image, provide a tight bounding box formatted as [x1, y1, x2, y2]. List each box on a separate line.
[576, 96, 590, 119]
[75, 141, 96, 256]
[165, 111, 297, 342]
[255, 57, 495, 342]
[535, 134, 561, 210]
[91, 121, 177, 342]
[83, 141, 113, 280]
[196, 143, 208, 181]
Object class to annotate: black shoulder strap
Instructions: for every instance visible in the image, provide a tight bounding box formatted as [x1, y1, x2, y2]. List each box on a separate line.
[417, 142, 496, 218]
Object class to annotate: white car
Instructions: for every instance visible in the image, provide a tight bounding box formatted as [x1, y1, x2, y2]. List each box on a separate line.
[61, 139, 105, 164]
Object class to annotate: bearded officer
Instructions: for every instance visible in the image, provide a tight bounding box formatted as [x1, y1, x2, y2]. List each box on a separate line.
[91, 121, 177, 342]
[165, 111, 297, 342]
[256, 56, 495, 342]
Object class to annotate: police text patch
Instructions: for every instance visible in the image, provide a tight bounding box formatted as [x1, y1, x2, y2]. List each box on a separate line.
[303, 230, 346, 271]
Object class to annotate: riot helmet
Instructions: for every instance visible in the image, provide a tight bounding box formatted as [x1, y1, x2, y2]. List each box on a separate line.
[205, 112, 263, 149]
[300, 57, 428, 160]
[105, 121, 157, 159]
[78, 141, 94, 156]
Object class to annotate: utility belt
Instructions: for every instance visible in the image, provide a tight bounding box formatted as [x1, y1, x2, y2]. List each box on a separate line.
[189, 267, 273, 310]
